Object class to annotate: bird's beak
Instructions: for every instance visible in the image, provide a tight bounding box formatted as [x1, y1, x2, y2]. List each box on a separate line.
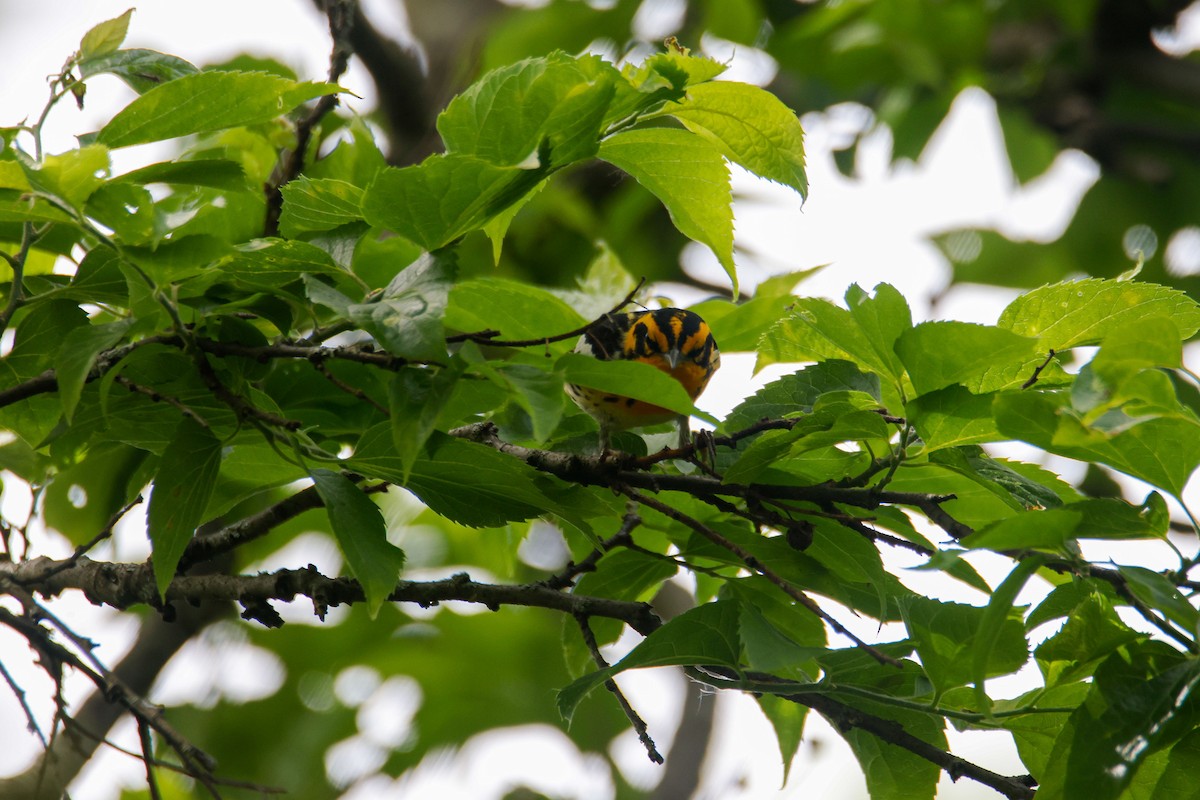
[665, 348, 682, 370]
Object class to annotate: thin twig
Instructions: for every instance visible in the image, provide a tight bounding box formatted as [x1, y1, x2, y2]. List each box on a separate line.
[575, 613, 663, 764]
[0, 659, 46, 746]
[1022, 349, 1057, 389]
[312, 359, 388, 415]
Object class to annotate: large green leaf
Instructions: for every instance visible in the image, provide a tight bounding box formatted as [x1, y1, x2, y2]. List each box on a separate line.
[350, 252, 454, 362]
[98, 70, 341, 147]
[146, 418, 222, 597]
[669, 80, 807, 197]
[278, 177, 365, 238]
[361, 154, 546, 250]
[895, 321, 1042, 395]
[598, 127, 735, 291]
[995, 391, 1200, 496]
[557, 352, 714, 422]
[310, 469, 405, 618]
[998, 279, 1200, 351]
[438, 51, 617, 168]
[1039, 644, 1200, 800]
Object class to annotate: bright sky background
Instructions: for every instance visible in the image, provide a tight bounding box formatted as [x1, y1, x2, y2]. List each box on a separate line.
[2, 3, 1199, 800]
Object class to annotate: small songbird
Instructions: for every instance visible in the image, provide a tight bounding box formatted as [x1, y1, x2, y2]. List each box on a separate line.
[566, 307, 720, 451]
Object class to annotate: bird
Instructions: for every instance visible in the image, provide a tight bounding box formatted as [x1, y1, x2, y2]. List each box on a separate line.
[566, 307, 720, 452]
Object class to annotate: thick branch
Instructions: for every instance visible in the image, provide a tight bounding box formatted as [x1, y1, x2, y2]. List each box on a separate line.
[1, 559, 662, 635]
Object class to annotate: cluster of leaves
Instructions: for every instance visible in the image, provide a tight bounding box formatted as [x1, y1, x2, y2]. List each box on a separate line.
[3, 9, 1200, 800]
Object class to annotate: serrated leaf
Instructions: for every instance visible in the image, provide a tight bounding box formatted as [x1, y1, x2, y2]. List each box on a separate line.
[757, 298, 896, 380]
[388, 363, 462, 481]
[351, 427, 553, 528]
[56, 319, 134, 422]
[756, 694, 808, 786]
[147, 418, 222, 598]
[1039, 645, 1200, 800]
[972, 555, 1043, 712]
[362, 154, 546, 250]
[907, 385, 1002, 451]
[995, 391, 1200, 496]
[895, 321, 1043, 395]
[899, 596, 1028, 697]
[98, 71, 342, 147]
[998, 278, 1200, 351]
[438, 51, 617, 168]
[113, 158, 246, 190]
[311, 468, 405, 618]
[669, 80, 807, 197]
[22, 144, 111, 211]
[80, 9, 133, 58]
[79, 48, 199, 94]
[279, 177, 365, 238]
[1117, 566, 1200, 634]
[598, 128, 735, 292]
[350, 252, 454, 362]
[724, 360, 881, 432]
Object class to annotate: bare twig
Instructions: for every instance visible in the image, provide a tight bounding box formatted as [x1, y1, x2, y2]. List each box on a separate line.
[576, 613, 663, 764]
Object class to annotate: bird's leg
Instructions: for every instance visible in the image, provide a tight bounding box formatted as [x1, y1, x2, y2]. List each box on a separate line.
[676, 414, 692, 450]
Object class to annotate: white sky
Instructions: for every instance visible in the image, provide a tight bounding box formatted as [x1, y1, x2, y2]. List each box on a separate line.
[1, 3, 1198, 800]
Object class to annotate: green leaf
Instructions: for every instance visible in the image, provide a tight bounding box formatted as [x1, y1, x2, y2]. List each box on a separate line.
[972, 555, 1043, 712]
[997, 278, 1200, 351]
[78, 48, 199, 94]
[361, 154, 545, 250]
[755, 694, 808, 786]
[22, 144, 111, 210]
[624, 50, 727, 91]
[557, 600, 741, 722]
[668, 80, 807, 197]
[98, 71, 342, 148]
[898, 597, 1028, 697]
[147, 418, 222, 598]
[494, 363, 565, 442]
[1039, 644, 1200, 800]
[757, 295, 904, 384]
[906, 385, 1002, 451]
[895, 321, 1043, 395]
[278, 177, 365, 238]
[388, 364, 462, 482]
[1117, 566, 1200, 634]
[994, 391, 1200, 496]
[113, 158, 246, 190]
[351, 428, 552, 527]
[216, 239, 343, 281]
[310, 469, 405, 618]
[558, 352, 715, 423]
[56, 319, 134, 422]
[44, 444, 147, 546]
[350, 252, 454, 362]
[1035, 592, 1142, 687]
[724, 360, 881, 432]
[564, 549, 677, 675]
[445, 278, 585, 341]
[438, 52, 617, 168]
[962, 508, 1081, 551]
[598, 128, 735, 292]
[79, 9, 133, 58]
[1147, 730, 1200, 800]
